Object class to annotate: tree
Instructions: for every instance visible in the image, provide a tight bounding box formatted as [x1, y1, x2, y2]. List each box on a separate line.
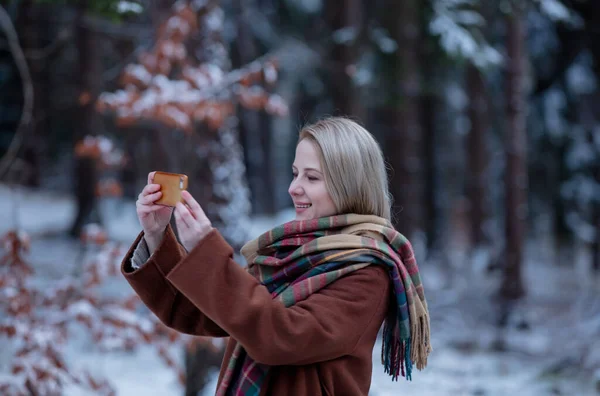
[499, 2, 527, 302]
[97, 1, 287, 393]
[232, 0, 277, 215]
[70, 0, 105, 237]
[428, 0, 502, 258]
[14, 0, 50, 187]
[324, 0, 365, 120]
[466, 63, 490, 250]
[381, 0, 424, 240]
[0, 4, 34, 183]
[0, 225, 189, 395]
[96, 0, 286, 248]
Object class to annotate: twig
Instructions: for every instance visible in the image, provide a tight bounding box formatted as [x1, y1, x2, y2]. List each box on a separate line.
[24, 27, 72, 61]
[0, 5, 34, 182]
[79, 14, 152, 40]
[102, 45, 148, 83]
[0, 27, 73, 61]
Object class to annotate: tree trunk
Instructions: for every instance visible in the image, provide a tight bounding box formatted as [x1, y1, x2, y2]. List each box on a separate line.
[184, 340, 225, 396]
[466, 63, 490, 249]
[70, 1, 101, 236]
[15, 0, 49, 187]
[233, 0, 276, 215]
[421, 93, 437, 252]
[593, 163, 600, 273]
[324, 0, 364, 120]
[384, 0, 423, 239]
[260, 111, 276, 214]
[182, 4, 252, 393]
[500, 6, 527, 301]
[552, 140, 573, 265]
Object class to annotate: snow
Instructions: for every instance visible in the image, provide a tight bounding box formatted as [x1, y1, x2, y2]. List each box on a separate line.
[332, 27, 358, 45]
[68, 300, 95, 317]
[98, 90, 132, 107]
[265, 94, 289, 116]
[125, 64, 152, 86]
[167, 16, 190, 36]
[288, 0, 322, 14]
[1, 184, 598, 395]
[566, 57, 597, 95]
[165, 106, 190, 127]
[201, 63, 224, 85]
[429, 0, 503, 68]
[370, 28, 398, 54]
[263, 63, 277, 84]
[205, 7, 225, 33]
[117, 1, 143, 15]
[536, 0, 583, 26]
[543, 89, 568, 138]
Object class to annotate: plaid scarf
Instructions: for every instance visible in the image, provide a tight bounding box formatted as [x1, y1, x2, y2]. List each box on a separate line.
[216, 214, 431, 396]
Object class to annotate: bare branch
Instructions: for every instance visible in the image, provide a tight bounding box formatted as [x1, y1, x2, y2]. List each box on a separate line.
[79, 14, 152, 40]
[0, 28, 73, 61]
[0, 5, 34, 182]
[24, 27, 72, 61]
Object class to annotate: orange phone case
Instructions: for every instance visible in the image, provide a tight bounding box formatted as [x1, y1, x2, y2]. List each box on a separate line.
[153, 172, 188, 207]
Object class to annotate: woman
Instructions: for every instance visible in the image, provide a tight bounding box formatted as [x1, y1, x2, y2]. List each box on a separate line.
[122, 116, 431, 395]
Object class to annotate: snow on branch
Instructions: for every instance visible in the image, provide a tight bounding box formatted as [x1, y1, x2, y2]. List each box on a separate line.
[534, 0, 583, 27]
[74, 135, 127, 198]
[96, 1, 288, 134]
[0, 228, 200, 394]
[429, 0, 502, 68]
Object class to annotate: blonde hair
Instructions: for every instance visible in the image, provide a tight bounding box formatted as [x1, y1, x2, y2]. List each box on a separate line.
[298, 116, 392, 221]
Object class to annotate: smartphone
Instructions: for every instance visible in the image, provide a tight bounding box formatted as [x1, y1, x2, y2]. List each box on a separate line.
[153, 171, 189, 207]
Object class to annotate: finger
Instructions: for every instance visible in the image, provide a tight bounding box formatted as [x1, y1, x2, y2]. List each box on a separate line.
[148, 171, 156, 185]
[139, 185, 160, 201]
[174, 204, 190, 229]
[181, 191, 207, 220]
[175, 202, 194, 227]
[138, 191, 162, 205]
[138, 205, 165, 214]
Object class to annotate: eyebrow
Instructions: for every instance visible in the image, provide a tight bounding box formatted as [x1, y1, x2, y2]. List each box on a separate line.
[292, 165, 323, 174]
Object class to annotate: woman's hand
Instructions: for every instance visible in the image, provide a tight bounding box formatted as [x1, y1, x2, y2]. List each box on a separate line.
[136, 172, 174, 252]
[174, 190, 213, 252]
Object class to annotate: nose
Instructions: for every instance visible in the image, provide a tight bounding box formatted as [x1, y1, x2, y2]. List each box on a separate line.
[288, 178, 303, 197]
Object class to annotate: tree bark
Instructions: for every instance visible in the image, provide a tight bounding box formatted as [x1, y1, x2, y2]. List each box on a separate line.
[233, 0, 276, 215]
[500, 5, 527, 301]
[384, 0, 424, 238]
[324, 0, 365, 120]
[70, 1, 101, 236]
[593, 162, 600, 273]
[180, 4, 252, 393]
[421, 93, 437, 252]
[466, 63, 490, 249]
[16, 1, 47, 187]
[184, 340, 225, 396]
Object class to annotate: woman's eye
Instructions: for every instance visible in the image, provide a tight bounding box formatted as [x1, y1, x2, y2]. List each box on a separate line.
[308, 176, 318, 181]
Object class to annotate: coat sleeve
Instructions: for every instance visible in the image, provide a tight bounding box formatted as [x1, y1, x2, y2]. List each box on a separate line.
[164, 229, 391, 366]
[121, 225, 229, 338]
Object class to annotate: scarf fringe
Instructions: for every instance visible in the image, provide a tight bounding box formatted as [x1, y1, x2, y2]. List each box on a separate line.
[382, 311, 432, 381]
[410, 310, 432, 371]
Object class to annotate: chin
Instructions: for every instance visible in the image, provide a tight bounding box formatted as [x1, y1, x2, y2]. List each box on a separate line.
[294, 211, 313, 221]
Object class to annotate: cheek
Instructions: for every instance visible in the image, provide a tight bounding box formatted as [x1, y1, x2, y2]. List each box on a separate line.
[314, 186, 336, 215]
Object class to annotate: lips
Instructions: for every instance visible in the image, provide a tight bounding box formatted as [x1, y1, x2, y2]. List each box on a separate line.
[295, 203, 312, 209]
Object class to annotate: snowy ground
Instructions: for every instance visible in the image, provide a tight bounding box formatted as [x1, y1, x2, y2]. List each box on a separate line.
[1, 183, 599, 395]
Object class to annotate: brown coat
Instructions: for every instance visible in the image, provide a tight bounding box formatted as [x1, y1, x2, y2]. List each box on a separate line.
[121, 225, 391, 396]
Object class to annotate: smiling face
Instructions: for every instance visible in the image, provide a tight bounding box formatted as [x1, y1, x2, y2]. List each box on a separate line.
[288, 139, 338, 221]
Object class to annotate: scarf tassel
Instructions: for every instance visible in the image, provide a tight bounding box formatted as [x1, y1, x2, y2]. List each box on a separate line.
[381, 321, 413, 381]
[382, 311, 432, 381]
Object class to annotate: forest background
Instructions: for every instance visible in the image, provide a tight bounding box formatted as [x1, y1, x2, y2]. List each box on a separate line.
[0, 0, 599, 395]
